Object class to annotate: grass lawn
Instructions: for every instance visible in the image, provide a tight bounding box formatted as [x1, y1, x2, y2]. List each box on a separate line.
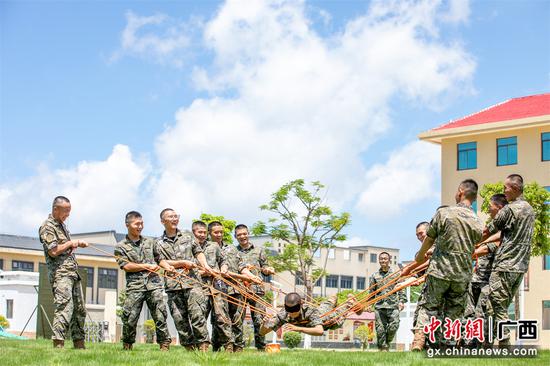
[1, 339, 548, 366]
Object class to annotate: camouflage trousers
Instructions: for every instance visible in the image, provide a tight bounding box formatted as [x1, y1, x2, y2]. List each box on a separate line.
[374, 308, 400, 349]
[50, 275, 86, 341]
[219, 293, 246, 349]
[242, 295, 266, 350]
[417, 275, 468, 346]
[166, 287, 208, 346]
[484, 271, 523, 344]
[464, 281, 487, 319]
[122, 289, 171, 345]
[204, 288, 232, 349]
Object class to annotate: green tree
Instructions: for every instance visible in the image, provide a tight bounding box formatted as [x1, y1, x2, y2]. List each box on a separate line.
[283, 331, 302, 349]
[143, 319, 156, 344]
[479, 181, 550, 256]
[252, 180, 351, 299]
[0, 314, 9, 329]
[195, 213, 237, 244]
[354, 324, 374, 351]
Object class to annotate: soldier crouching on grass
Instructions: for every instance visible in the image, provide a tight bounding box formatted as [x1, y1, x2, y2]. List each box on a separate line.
[259, 292, 363, 337]
[115, 211, 171, 351]
[39, 196, 89, 349]
[259, 292, 324, 337]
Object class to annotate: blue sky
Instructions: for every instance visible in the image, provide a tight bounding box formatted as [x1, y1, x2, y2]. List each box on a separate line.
[1, 0, 549, 261]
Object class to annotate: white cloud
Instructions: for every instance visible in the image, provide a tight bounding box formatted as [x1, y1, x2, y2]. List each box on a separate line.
[356, 141, 440, 218]
[0, 145, 148, 235]
[1, 0, 475, 236]
[152, 0, 473, 223]
[109, 11, 193, 67]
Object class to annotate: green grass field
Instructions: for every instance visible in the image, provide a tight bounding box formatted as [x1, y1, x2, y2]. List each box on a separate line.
[1, 339, 548, 366]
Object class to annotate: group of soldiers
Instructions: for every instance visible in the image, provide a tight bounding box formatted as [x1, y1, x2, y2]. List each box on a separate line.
[39, 200, 275, 351]
[38, 172, 534, 352]
[406, 173, 535, 350]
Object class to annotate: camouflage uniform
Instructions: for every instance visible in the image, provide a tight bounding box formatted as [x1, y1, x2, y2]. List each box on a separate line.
[416, 203, 483, 346]
[485, 197, 534, 344]
[464, 240, 498, 320]
[197, 240, 232, 349]
[237, 243, 269, 350]
[267, 303, 322, 332]
[370, 268, 407, 349]
[39, 214, 86, 341]
[318, 299, 355, 330]
[212, 241, 248, 350]
[115, 236, 171, 345]
[154, 230, 208, 347]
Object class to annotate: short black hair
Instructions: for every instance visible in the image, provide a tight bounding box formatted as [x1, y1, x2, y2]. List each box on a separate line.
[125, 211, 142, 224]
[415, 221, 429, 230]
[159, 208, 174, 220]
[506, 174, 524, 192]
[52, 196, 70, 208]
[490, 193, 508, 208]
[285, 292, 301, 306]
[234, 224, 249, 233]
[208, 221, 223, 232]
[192, 220, 207, 231]
[459, 179, 478, 201]
[379, 251, 391, 259]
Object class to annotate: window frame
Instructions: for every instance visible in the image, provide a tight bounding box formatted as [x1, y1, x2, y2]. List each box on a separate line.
[542, 132, 550, 161]
[457, 141, 477, 170]
[356, 276, 366, 290]
[340, 275, 353, 289]
[98, 267, 118, 289]
[326, 275, 339, 288]
[12, 260, 34, 272]
[496, 136, 518, 166]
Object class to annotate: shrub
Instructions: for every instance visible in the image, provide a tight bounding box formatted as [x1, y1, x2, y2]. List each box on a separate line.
[0, 315, 9, 329]
[283, 331, 302, 349]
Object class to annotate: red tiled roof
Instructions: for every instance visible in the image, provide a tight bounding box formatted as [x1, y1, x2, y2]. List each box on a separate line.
[433, 93, 550, 131]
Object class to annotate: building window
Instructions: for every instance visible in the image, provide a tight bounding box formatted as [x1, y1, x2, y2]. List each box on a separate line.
[98, 268, 117, 289]
[542, 132, 550, 161]
[0, 258, 3, 270]
[295, 271, 304, 286]
[12, 260, 34, 272]
[472, 200, 478, 214]
[263, 274, 272, 283]
[356, 276, 366, 290]
[370, 253, 377, 263]
[81, 266, 94, 303]
[343, 250, 350, 261]
[314, 277, 322, 287]
[326, 275, 338, 288]
[497, 136, 517, 166]
[340, 276, 353, 289]
[328, 249, 335, 259]
[457, 142, 477, 170]
[543, 301, 550, 330]
[544, 255, 550, 271]
[6, 299, 13, 319]
[358, 253, 364, 262]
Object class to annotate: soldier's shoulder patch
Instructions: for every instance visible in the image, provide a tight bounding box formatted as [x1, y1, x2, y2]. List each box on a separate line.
[45, 231, 56, 243]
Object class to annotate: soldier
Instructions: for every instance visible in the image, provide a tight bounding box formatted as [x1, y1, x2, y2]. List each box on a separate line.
[318, 294, 364, 330]
[191, 220, 233, 352]
[115, 211, 171, 351]
[464, 195, 507, 321]
[411, 222, 429, 331]
[409, 179, 483, 349]
[370, 252, 406, 351]
[480, 174, 535, 346]
[235, 224, 275, 351]
[154, 209, 212, 351]
[259, 292, 324, 337]
[208, 221, 261, 352]
[39, 196, 88, 349]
